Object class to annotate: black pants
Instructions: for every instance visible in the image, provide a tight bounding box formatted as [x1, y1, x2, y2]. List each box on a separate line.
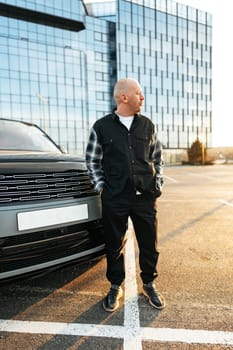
[101, 190, 159, 286]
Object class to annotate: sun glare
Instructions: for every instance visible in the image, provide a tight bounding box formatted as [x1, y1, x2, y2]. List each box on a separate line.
[177, 0, 232, 147]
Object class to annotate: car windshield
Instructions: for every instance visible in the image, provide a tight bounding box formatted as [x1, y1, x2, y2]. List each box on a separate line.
[0, 119, 61, 152]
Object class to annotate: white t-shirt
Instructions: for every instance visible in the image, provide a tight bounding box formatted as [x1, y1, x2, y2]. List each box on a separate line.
[118, 115, 134, 130]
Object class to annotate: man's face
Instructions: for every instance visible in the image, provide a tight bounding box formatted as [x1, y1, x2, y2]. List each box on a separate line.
[125, 81, 144, 114]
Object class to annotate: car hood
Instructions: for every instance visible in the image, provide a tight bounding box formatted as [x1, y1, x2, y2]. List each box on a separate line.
[0, 151, 85, 163]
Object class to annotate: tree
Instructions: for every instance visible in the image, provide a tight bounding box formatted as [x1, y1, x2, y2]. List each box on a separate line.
[187, 138, 206, 165]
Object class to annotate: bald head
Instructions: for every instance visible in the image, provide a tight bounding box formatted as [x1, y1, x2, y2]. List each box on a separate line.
[113, 78, 144, 115]
[113, 78, 141, 103]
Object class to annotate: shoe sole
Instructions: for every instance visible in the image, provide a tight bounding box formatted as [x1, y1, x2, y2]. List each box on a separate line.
[142, 289, 166, 310]
[102, 288, 123, 312]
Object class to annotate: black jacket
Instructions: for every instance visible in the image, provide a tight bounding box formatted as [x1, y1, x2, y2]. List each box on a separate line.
[86, 112, 163, 198]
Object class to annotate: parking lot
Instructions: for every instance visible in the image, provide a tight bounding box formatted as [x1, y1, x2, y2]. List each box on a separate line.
[0, 164, 233, 350]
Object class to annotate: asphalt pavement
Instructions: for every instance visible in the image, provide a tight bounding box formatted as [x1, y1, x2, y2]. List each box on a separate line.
[0, 164, 233, 349]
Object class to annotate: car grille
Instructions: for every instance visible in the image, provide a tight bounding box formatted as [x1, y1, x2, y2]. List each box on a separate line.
[0, 170, 96, 203]
[0, 220, 105, 276]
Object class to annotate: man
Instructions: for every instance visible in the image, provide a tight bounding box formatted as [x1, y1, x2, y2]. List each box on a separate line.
[86, 78, 165, 312]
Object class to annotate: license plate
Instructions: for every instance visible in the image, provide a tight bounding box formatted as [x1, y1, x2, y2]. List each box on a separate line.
[17, 204, 88, 231]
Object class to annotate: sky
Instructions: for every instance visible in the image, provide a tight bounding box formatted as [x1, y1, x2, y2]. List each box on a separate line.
[168, 0, 232, 147]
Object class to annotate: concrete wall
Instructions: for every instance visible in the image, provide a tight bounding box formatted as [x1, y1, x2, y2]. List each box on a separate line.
[163, 147, 233, 165]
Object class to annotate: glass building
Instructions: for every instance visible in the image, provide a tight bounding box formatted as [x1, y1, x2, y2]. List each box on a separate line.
[0, 0, 212, 154]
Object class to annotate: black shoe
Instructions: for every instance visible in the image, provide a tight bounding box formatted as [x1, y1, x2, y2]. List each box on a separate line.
[143, 282, 166, 310]
[103, 284, 123, 312]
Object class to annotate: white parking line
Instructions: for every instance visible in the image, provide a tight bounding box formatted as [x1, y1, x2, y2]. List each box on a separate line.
[1, 228, 233, 347]
[142, 327, 233, 345]
[219, 199, 233, 207]
[124, 229, 142, 350]
[187, 172, 216, 180]
[163, 175, 178, 183]
[0, 317, 233, 346]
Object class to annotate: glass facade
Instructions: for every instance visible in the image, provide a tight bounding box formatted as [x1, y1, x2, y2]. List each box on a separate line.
[0, 0, 212, 154]
[117, 0, 212, 148]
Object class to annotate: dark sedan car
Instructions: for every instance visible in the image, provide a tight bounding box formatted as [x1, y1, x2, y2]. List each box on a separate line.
[0, 118, 105, 282]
